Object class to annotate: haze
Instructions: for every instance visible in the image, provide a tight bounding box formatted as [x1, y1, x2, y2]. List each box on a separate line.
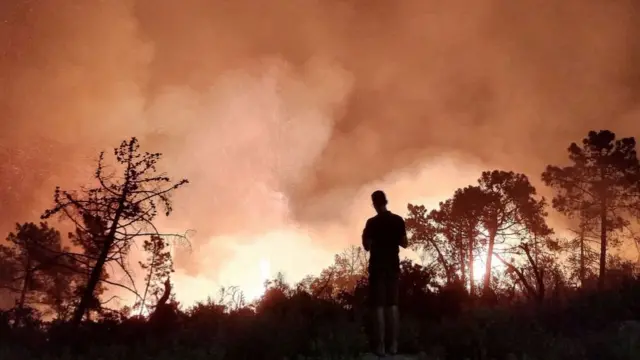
[1, 0, 639, 305]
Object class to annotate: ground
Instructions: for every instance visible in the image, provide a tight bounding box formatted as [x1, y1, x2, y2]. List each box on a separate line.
[360, 353, 423, 360]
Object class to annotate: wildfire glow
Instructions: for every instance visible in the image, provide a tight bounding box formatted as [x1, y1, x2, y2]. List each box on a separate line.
[1, 0, 639, 314]
[259, 258, 271, 285]
[472, 257, 487, 283]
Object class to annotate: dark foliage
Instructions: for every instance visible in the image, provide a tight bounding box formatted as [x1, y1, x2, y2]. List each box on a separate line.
[3, 269, 640, 359]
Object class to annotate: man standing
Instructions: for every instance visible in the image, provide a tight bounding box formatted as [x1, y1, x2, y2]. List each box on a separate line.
[362, 190, 408, 357]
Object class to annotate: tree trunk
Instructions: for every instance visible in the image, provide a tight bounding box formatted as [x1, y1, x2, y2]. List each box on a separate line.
[430, 236, 452, 284]
[598, 194, 607, 290]
[579, 219, 586, 288]
[18, 259, 31, 312]
[71, 237, 112, 324]
[139, 242, 159, 316]
[483, 227, 496, 292]
[468, 232, 475, 295]
[459, 248, 467, 288]
[533, 235, 539, 265]
[495, 253, 538, 303]
[71, 195, 127, 325]
[522, 244, 545, 303]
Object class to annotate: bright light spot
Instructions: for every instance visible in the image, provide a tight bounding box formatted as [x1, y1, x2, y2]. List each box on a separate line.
[259, 258, 271, 283]
[472, 252, 505, 284]
[473, 258, 486, 283]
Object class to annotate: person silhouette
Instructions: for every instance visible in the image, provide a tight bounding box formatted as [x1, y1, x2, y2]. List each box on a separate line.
[361, 190, 408, 357]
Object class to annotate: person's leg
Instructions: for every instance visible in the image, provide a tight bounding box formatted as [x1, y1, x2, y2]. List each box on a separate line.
[386, 305, 399, 354]
[386, 272, 400, 354]
[374, 306, 386, 355]
[369, 272, 386, 356]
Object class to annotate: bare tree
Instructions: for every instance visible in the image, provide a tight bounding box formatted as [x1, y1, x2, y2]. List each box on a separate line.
[41, 137, 189, 325]
[136, 235, 175, 315]
[305, 245, 368, 299]
[217, 286, 246, 311]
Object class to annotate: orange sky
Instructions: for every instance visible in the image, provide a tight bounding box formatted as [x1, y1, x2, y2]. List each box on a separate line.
[165, 155, 491, 304]
[2, 0, 640, 308]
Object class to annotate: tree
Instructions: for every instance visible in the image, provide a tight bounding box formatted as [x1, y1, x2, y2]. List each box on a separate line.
[59, 214, 112, 320]
[147, 278, 181, 332]
[494, 233, 559, 304]
[406, 171, 550, 296]
[395, 260, 437, 317]
[0, 222, 74, 316]
[407, 186, 490, 293]
[256, 272, 292, 314]
[41, 137, 189, 324]
[449, 186, 492, 294]
[334, 245, 368, 278]
[406, 203, 456, 285]
[305, 245, 368, 300]
[42, 267, 79, 320]
[331, 245, 368, 293]
[136, 235, 175, 315]
[0, 247, 18, 309]
[477, 170, 548, 293]
[216, 285, 246, 312]
[563, 218, 601, 287]
[0, 243, 20, 304]
[542, 130, 639, 289]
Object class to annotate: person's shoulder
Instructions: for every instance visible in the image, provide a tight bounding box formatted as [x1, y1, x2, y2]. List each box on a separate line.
[389, 212, 404, 222]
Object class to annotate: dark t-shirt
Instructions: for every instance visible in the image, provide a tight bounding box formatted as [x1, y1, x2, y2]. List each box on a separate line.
[362, 211, 406, 274]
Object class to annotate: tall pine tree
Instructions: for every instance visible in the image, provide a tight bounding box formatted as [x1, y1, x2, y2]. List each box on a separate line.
[542, 130, 639, 289]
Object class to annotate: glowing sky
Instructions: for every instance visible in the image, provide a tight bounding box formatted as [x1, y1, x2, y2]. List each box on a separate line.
[2, 0, 640, 307]
[164, 156, 489, 304]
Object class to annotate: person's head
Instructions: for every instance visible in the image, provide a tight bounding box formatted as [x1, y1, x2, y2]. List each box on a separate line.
[371, 190, 388, 213]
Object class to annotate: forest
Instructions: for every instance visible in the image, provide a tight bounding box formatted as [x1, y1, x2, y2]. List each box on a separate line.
[3, 130, 640, 360]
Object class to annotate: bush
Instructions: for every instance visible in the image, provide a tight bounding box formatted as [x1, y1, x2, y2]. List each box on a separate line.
[5, 270, 640, 359]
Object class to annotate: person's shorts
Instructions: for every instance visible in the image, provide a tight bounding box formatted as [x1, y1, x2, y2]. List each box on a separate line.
[368, 269, 399, 307]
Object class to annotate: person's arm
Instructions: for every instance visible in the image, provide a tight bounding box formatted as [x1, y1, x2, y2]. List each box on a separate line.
[399, 217, 408, 248]
[362, 219, 372, 251]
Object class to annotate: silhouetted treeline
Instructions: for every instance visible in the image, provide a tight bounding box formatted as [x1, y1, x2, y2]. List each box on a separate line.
[3, 130, 640, 359]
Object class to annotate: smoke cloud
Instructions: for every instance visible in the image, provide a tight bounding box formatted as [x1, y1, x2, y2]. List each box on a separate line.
[1, 0, 640, 302]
